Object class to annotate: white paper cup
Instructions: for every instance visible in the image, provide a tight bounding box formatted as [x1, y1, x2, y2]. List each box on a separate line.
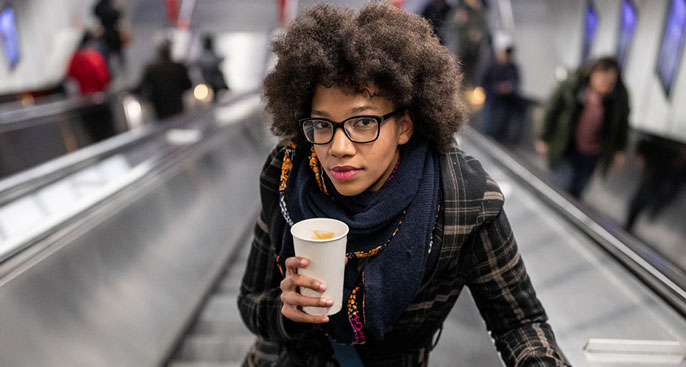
[290, 218, 349, 316]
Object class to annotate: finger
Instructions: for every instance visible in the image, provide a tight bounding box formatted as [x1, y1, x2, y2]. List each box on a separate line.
[281, 304, 330, 324]
[280, 272, 327, 295]
[285, 256, 308, 275]
[290, 273, 327, 292]
[281, 291, 333, 308]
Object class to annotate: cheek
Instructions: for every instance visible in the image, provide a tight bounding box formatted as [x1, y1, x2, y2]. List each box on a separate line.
[314, 145, 327, 162]
[367, 140, 397, 170]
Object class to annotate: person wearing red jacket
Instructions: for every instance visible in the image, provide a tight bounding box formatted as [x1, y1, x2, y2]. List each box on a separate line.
[67, 32, 116, 142]
[68, 32, 111, 94]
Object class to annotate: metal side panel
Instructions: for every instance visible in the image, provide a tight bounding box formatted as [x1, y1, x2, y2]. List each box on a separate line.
[455, 134, 686, 366]
[0, 116, 272, 367]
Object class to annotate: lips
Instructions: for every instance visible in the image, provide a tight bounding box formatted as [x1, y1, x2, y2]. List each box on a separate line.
[330, 166, 361, 180]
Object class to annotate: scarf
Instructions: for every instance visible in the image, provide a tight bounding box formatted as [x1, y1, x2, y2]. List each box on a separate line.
[277, 137, 440, 344]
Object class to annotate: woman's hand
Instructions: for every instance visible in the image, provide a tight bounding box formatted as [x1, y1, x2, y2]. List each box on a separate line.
[280, 256, 332, 324]
[535, 140, 549, 156]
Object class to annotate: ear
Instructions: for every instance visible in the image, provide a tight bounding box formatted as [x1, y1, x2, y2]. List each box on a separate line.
[396, 111, 414, 145]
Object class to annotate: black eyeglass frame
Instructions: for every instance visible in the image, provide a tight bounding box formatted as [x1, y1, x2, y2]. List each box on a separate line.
[299, 108, 404, 145]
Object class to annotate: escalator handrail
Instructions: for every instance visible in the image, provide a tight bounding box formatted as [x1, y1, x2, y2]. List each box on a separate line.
[0, 89, 263, 267]
[0, 90, 259, 207]
[0, 122, 162, 206]
[460, 126, 686, 317]
[0, 93, 114, 132]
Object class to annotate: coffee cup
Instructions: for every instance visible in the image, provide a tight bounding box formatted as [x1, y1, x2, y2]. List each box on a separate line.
[290, 218, 348, 316]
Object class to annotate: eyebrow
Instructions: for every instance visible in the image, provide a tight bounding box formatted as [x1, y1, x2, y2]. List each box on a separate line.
[311, 106, 376, 117]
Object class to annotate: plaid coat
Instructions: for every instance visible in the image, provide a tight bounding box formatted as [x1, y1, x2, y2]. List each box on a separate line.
[238, 142, 570, 366]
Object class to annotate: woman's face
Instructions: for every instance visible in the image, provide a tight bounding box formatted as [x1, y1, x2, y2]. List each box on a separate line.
[310, 84, 413, 196]
[589, 68, 618, 96]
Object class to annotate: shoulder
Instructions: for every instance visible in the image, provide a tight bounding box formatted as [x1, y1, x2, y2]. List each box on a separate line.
[260, 141, 289, 186]
[439, 145, 504, 227]
[556, 76, 579, 97]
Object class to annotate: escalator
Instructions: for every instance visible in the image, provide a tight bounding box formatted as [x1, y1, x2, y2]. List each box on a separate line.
[162, 126, 686, 367]
[0, 92, 272, 367]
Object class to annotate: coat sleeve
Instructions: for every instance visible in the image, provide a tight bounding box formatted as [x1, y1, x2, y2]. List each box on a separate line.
[614, 85, 631, 152]
[464, 208, 571, 366]
[237, 144, 315, 342]
[540, 81, 567, 143]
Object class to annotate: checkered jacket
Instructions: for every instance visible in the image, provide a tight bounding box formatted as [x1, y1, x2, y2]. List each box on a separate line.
[238, 142, 570, 366]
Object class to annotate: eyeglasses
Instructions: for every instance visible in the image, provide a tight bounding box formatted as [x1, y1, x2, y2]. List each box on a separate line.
[299, 108, 404, 145]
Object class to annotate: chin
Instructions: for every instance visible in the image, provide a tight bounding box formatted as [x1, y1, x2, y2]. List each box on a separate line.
[331, 182, 365, 197]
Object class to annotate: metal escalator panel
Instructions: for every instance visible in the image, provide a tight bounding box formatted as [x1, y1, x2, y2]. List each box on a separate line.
[0, 92, 274, 367]
[455, 128, 686, 366]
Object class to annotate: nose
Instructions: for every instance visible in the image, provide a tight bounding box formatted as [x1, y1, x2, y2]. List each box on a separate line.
[329, 127, 355, 157]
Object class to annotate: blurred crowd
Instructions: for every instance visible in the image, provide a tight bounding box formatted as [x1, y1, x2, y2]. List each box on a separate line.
[420, 0, 686, 252]
[64, 0, 230, 143]
[63, 0, 685, 251]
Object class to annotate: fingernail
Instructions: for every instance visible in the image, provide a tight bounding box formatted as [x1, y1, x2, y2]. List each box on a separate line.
[322, 316, 329, 322]
[299, 259, 307, 267]
[319, 283, 327, 291]
[326, 298, 333, 306]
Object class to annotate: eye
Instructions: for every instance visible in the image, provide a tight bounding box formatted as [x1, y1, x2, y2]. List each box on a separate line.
[312, 120, 331, 129]
[350, 118, 376, 129]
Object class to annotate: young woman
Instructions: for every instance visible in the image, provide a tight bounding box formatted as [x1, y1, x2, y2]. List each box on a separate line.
[238, 3, 569, 366]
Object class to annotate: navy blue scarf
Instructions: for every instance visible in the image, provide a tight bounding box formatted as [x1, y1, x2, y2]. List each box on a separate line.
[277, 137, 440, 344]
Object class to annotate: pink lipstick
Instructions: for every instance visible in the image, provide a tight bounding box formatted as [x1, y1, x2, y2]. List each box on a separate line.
[330, 166, 360, 180]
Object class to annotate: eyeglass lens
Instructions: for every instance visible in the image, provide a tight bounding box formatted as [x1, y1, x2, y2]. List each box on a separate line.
[303, 117, 379, 144]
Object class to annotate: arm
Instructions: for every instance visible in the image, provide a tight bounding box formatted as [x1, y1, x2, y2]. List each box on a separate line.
[237, 210, 308, 341]
[540, 81, 566, 143]
[464, 211, 570, 366]
[131, 66, 151, 96]
[614, 86, 631, 152]
[237, 146, 322, 342]
[480, 65, 495, 95]
[180, 64, 193, 91]
[512, 65, 521, 93]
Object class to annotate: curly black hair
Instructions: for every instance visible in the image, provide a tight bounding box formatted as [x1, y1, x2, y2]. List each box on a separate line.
[262, 2, 467, 151]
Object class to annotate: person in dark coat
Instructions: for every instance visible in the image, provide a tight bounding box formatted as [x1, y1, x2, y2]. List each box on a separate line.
[480, 33, 525, 144]
[625, 134, 686, 231]
[194, 33, 229, 102]
[420, 0, 451, 44]
[135, 41, 192, 120]
[93, 0, 125, 67]
[537, 57, 630, 199]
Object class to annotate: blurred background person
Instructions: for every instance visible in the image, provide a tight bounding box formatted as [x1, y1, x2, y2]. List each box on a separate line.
[625, 134, 686, 232]
[66, 31, 116, 142]
[480, 32, 525, 145]
[445, 0, 488, 88]
[420, 0, 451, 45]
[67, 31, 111, 96]
[134, 40, 192, 120]
[536, 57, 630, 199]
[93, 0, 127, 70]
[193, 33, 229, 103]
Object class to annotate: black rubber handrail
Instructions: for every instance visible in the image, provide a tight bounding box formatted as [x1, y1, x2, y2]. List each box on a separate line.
[0, 90, 259, 207]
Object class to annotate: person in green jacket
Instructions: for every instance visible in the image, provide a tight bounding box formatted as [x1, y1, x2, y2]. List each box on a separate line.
[536, 57, 630, 199]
